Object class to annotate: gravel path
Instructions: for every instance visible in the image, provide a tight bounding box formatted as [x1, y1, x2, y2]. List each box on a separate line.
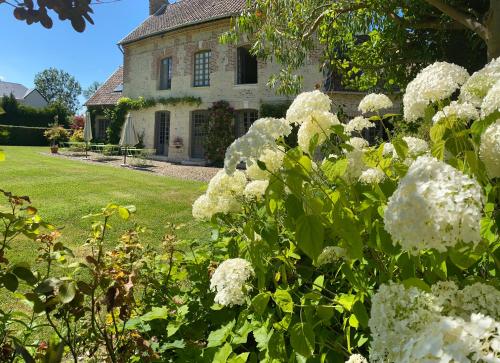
[49, 151, 220, 182]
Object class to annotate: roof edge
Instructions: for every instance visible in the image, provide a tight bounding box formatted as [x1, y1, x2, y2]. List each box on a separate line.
[84, 66, 123, 107]
[118, 13, 236, 46]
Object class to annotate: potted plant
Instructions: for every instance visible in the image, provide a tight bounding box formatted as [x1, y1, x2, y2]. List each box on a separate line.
[44, 122, 69, 154]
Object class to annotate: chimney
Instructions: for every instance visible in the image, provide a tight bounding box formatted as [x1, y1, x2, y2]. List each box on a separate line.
[149, 0, 166, 15]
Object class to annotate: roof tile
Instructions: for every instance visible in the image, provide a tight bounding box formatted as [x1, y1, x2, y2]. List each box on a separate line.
[85, 66, 124, 107]
[119, 0, 246, 45]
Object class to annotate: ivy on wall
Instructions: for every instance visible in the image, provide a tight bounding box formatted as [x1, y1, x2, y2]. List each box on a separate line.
[87, 96, 202, 144]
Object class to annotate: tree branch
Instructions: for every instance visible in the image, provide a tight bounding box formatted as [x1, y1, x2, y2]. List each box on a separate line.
[424, 0, 487, 39]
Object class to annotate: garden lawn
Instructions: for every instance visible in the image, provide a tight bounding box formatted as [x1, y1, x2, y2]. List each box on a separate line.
[0, 146, 209, 266]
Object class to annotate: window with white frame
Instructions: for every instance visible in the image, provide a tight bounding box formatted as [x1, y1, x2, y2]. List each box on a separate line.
[193, 50, 211, 87]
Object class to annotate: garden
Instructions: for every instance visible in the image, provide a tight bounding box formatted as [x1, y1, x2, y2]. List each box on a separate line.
[0, 57, 499, 362]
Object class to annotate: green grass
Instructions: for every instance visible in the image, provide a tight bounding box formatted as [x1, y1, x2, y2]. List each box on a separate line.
[0, 146, 209, 265]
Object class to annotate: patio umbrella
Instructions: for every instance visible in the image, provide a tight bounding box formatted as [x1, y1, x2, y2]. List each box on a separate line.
[83, 112, 93, 158]
[119, 113, 139, 165]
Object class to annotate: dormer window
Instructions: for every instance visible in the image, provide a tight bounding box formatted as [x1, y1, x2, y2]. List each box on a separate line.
[193, 50, 211, 87]
[237, 47, 258, 85]
[159, 57, 172, 90]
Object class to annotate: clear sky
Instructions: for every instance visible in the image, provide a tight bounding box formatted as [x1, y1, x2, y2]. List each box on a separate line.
[0, 0, 148, 93]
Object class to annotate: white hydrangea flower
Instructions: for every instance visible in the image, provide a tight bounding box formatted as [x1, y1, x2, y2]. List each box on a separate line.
[404, 62, 469, 122]
[224, 117, 291, 174]
[244, 180, 269, 201]
[345, 354, 368, 363]
[358, 93, 393, 114]
[382, 142, 397, 158]
[480, 120, 500, 178]
[460, 57, 500, 107]
[384, 156, 484, 254]
[210, 258, 255, 307]
[402, 136, 429, 157]
[347, 137, 369, 150]
[369, 283, 500, 363]
[432, 101, 479, 124]
[316, 246, 346, 266]
[344, 116, 375, 135]
[359, 168, 386, 185]
[286, 90, 332, 125]
[297, 110, 340, 152]
[481, 79, 500, 117]
[192, 170, 248, 220]
[246, 147, 285, 180]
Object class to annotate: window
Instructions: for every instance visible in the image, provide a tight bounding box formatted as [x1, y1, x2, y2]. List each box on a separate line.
[159, 57, 172, 90]
[236, 109, 258, 137]
[237, 47, 258, 84]
[193, 50, 211, 87]
[96, 118, 110, 140]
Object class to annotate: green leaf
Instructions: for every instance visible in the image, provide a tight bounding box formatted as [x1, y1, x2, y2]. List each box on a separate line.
[352, 301, 369, 329]
[336, 294, 356, 311]
[207, 320, 235, 348]
[392, 138, 408, 160]
[2, 273, 19, 292]
[296, 215, 324, 260]
[268, 331, 287, 360]
[228, 352, 250, 363]
[431, 140, 446, 160]
[58, 281, 76, 304]
[139, 306, 170, 321]
[289, 322, 315, 358]
[316, 305, 334, 322]
[449, 245, 483, 270]
[273, 289, 294, 313]
[322, 159, 348, 181]
[167, 321, 182, 337]
[118, 206, 130, 220]
[213, 342, 232, 363]
[252, 292, 271, 315]
[402, 278, 431, 292]
[12, 264, 37, 285]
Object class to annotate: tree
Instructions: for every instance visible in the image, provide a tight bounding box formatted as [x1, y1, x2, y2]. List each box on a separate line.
[223, 0, 498, 93]
[34, 68, 82, 114]
[3, 0, 121, 32]
[83, 81, 102, 100]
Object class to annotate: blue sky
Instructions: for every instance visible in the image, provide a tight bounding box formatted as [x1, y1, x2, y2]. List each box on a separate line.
[0, 0, 148, 93]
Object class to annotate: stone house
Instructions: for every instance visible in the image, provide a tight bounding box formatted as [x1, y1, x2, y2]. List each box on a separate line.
[86, 0, 365, 162]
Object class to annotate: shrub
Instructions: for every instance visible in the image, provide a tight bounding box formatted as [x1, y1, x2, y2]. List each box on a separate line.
[204, 101, 236, 164]
[69, 128, 84, 142]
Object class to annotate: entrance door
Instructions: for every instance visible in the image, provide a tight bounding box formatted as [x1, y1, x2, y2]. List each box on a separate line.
[154, 111, 170, 156]
[191, 111, 209, 159]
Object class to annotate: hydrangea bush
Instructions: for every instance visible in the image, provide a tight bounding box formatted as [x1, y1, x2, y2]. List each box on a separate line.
[190, 59, 500, 362]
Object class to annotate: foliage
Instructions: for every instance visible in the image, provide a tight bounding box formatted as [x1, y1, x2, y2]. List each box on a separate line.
[83, 81, 102, 100]
[187, 61, 499, 361]
[0, 95, 69, 146]
[70, 115, 84, 130]
[90, 96, 202, 144]
[44, 123, 69, 146]
[34, 68, 82, 114]
[69, 128, 84, 142]
[204, 101, 236, 164]
[6, 0, 113, 32]
[221, 0, 497, 94]
[260, 102, 291, 118]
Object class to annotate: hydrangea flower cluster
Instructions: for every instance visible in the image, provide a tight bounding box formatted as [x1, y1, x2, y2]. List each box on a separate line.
[345, 354, 368, 363]
[481, 79, 500, 117]
[286, 90, 332, 125]
[344, 116, 375, 135]
[297, 110, 340, 152]
[384, 156, 484, 253]
[480, 120, 500, 178]
[224, 117, 291, 174]
[402, 136, 429, 158]
[369, 283, 500, 363]
[358, 93, 393, 114]
[359, 168, 386, 185]
[343, 138, 369, 183]
[192, 170, 247, 220]
[432, 100, 479, 124]
[244, 180, 269, 201]
[403, 62, 469, 122]
[246, 147, 285, 180]
[460, 57, 500, 107]
[210, 258, 255, 306]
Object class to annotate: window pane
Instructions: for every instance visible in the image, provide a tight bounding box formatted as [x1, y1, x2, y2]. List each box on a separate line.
[237, 47, 258, 84]
[194, 51, 211, 87]
[160, 57, 172, 90]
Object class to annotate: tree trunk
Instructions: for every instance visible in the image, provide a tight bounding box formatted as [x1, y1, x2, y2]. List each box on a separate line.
[485, 0, 500, 60]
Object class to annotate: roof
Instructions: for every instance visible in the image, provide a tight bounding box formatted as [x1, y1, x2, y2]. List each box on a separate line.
[0, 81, 29, 99]
[119, 0, 246, 45]
[85, 66, 124, 107]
